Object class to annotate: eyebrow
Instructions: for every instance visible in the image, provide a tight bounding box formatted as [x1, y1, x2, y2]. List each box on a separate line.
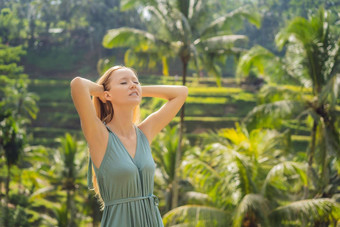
[118, 76, 138, 81]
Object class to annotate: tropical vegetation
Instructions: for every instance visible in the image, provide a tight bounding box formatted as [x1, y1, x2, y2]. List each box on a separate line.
[0, 0, 339, 226]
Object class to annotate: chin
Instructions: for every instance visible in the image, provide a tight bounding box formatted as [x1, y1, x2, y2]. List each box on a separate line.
[128, 99, 141, 106]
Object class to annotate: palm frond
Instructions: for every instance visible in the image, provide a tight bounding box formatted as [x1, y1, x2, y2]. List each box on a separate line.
[188, 0, 203, 20]
[163, 205, 230, 227]
[103, 27, 157, 50]
[183, 144, 231, 206]
[184, 191, 212, 205]
[198, 52, 223, 86]
[200, 5, 261, 38]
[120, 0, 157, 11]
[243, 99, 306, 130]
[320, 118, 340, 159]
[124, 49, 159, 69]
[183, 145, 222, 185]
[218, 124, 248, 146]
[144, 5, 167, 27]
[152, 125, 186, 184]
[198, 35, 248, 52]
[269, 198, 338, 225]
[219, 123, 289, 165]
[143, 5, 180, 42]
[232, 194, 270, 227]
[119, 0, 137, 11]
[231, 150, 256, 195]
[262, 162, 307, 200]
[318, 71, 340, 109]
[275, 17, 312, 51]
[257, 85, 306, 104]
[236, 45, 285, 83]
[184, 142, 258, 206]
[275, 7, 337, 93]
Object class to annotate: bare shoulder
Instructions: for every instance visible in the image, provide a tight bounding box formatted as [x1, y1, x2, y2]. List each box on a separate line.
[137, 123, 152, 145]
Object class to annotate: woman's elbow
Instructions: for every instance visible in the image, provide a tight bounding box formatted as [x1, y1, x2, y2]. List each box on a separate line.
[181, 86, 189, 97]
[70, 76, 82, 88]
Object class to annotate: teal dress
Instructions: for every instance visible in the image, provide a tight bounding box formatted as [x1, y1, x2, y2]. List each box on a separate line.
[87, 122, 164, 227]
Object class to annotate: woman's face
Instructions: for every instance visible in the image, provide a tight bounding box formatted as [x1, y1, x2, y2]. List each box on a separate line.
[105, 68, 142, 107]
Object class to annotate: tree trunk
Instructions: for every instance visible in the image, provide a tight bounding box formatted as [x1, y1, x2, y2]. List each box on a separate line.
[28, 15, 36, 49]
[66, 190, 70, 226]
[171, 57, 188, 209]
[0, 162, 2, 199]
[304, 120, 318, 199]
[165, 186, 172, 212]
[4, 164, 10, 227]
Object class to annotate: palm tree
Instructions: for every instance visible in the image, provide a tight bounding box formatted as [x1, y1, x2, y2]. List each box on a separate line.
[0, 115, 25, 227]
[163, 124, 340, 226]
[0, 38, 38, 199]
[0, 49, 38, 226]
[236, 7, 340, 198]
[151, 125, 190, 213]
[52, 133, 88, 227]
[102, 0, 261, 208]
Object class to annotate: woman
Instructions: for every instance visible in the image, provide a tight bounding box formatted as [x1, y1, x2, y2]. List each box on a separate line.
[70, 66, 188, 226]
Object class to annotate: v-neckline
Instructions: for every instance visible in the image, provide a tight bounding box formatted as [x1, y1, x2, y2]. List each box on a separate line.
[105, 123, 138, 160]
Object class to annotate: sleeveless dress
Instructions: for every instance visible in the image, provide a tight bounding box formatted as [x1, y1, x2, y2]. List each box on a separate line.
[87, 122, 164, 227]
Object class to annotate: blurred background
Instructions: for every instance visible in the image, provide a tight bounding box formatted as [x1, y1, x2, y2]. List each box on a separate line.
[0, 0, 340, 226]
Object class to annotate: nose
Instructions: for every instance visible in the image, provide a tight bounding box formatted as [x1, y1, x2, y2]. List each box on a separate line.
[129, 82, 136, 89]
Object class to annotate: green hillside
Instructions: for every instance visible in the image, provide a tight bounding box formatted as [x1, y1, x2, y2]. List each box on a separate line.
[27, 75, 310, 150]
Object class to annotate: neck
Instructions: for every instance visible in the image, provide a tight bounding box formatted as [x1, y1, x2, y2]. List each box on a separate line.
[107, 105, 136, 137]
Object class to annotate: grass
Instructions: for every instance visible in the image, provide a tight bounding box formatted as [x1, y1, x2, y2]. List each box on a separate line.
[186, 96, 230, 104]
[188, 87, 243, 96]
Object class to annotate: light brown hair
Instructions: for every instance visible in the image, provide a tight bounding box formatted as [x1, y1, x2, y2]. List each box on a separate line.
[90, 65, 140, 209]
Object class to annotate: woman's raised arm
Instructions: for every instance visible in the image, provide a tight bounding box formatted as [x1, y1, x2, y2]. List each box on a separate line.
[138, 85, 188, 143]
[70, 77, 108, 157]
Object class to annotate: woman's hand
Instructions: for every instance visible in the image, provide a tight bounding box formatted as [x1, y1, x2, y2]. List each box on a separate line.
[90, 84, 106, 103]
[98, 90, 107, 103]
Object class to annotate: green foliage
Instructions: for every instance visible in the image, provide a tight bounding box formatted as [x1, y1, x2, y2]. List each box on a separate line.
[167, 123, 340, 226]
[2, 206, 30, 227]
[0, 2, 339, 226]
[163, 205, 230, 227]
[269, 199, 340, 225]
[103, 0, 261, 86]
[54, 133, 87, 190]
[54, 203, 68, 227]
[239, 9, 340, 195]
[236, 45, 284, 83]
[0, 8, 26, 43]
[232, 194, 270, 227]
[152, 125, 191, 212]
[262, 161, 307, 201]
[25, 46, 84, 72]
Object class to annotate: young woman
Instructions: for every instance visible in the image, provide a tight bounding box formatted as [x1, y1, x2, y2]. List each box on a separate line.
[70, 66, 188, 227]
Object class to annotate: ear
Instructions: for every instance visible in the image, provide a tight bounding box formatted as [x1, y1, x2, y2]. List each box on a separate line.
[104, 91, 112, 101]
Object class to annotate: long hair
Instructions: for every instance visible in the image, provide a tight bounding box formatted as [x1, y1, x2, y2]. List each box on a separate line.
[90, 65, 140, 209]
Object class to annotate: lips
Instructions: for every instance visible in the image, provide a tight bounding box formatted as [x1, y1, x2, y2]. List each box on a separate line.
[129, 91, 139, 96]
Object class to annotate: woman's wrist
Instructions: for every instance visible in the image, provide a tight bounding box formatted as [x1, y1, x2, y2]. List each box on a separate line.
[141, 85, 188, 100]
[90, 84, 104, 97]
